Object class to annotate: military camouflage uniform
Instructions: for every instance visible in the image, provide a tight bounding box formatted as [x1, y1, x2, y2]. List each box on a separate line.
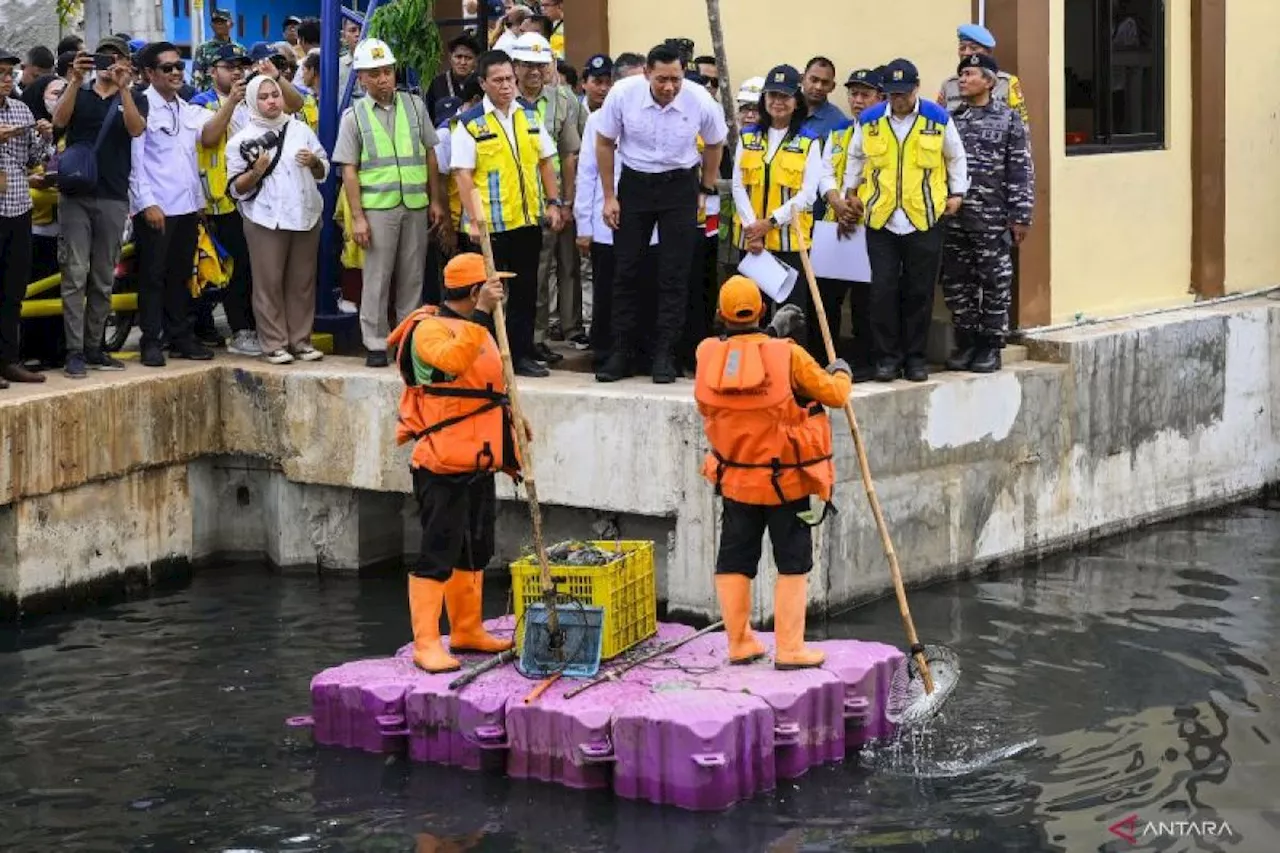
[941, 100, 1034, 341]
[192, 37, 245, 92]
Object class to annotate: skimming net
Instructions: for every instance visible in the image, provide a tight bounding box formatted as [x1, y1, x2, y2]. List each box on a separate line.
[885, 644, 961, 727]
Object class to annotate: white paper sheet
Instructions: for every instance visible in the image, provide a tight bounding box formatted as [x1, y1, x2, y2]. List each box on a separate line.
[737, 250, 798, 303]
[809, 220, 871, 283]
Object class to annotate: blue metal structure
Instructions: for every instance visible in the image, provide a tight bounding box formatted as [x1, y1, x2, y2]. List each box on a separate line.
[167, 1, 322, 51]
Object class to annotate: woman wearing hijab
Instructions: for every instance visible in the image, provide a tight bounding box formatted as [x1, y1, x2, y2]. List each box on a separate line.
[225, 75, 329, 364]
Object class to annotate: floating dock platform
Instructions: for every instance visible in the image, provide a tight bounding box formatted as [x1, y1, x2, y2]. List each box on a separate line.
[294, 620, 903, 811]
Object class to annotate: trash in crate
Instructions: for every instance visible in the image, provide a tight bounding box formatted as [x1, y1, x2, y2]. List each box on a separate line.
[543, 540, 623, 566]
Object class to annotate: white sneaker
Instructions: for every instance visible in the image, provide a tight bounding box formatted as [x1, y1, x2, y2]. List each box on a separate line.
[228, 330, 264, 356]
[264, 348, 294, 365]
[293, 344, 324, 362]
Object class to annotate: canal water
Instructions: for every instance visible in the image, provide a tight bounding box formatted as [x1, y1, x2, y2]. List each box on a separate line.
[2, 499, 1277, 853]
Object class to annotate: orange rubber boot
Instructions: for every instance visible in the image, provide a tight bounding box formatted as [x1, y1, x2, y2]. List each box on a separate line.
[408, 575, 460, 673]
[773, 574, 825, 670]
[443, 570, 514, 654]
[714, 574, 767, 664]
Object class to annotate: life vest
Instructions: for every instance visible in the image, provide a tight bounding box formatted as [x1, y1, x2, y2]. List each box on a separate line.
[460, 103, 544, 233]
[354, 93, 430, 211]
[822, 121, 856, 222]
[732, 128, 816, 252]
[694, 334, 835, 506]
[388, 306, 518, 478]
[856, 100, 950, 232]
[196, 92, 236, 215]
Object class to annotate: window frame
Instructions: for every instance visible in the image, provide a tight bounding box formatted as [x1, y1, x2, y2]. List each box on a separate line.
[1066, 0, 1167, 155]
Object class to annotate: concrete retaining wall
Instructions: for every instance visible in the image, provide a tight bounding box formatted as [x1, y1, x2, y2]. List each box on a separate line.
[1, 298, 1277, 621]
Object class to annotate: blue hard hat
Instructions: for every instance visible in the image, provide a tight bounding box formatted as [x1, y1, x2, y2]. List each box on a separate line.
[128, 38, 146, 52]
[435, 96, 463, 125]
[958, 23, 996, 48]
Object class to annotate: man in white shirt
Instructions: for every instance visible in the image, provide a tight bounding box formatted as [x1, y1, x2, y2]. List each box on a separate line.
[840, 58, 969, 383]
[592, 43, 727, 385]
[130, 41, 241, 367]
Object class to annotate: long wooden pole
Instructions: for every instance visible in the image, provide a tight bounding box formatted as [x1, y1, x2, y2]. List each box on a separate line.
[471, 191, 561, 645]
[792, 227, 935, 694]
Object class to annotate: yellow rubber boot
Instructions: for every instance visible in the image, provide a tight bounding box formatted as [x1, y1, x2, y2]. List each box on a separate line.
[714, 574, 767, 664]
[773, 574, 825, 670]
[408, 575, 460, 673]
[443, 570, 514, 654]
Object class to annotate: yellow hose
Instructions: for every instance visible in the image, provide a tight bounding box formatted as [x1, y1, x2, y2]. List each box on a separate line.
[21, 293, 139, 318]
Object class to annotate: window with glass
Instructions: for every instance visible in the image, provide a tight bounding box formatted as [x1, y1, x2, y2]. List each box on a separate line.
[1064, 0, 1166, 152]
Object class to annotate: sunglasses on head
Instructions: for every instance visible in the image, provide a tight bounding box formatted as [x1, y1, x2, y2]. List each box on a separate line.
[156, 60, 185, 73]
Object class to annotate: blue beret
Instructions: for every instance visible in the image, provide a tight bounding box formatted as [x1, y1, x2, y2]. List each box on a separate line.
[958, 24, 996, 48]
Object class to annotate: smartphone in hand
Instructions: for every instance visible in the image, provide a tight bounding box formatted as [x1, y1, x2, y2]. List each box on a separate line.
[94, 54, 115, 72]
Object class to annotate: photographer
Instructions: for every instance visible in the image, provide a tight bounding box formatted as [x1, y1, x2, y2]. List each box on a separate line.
[226, 76, 328, 366]
[50, 37, 146, 377]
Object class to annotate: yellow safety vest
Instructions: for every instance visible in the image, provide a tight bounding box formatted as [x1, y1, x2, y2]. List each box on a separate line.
[300, 94, 319, 133]
[197, 94, 235, 216]
[461, 105, 544, 233]
[445, 117, 464, 230]
[550, 21, 565, 60]
[857, 103, 949, 232]
[733, 128, 816, 252]
[526, 92, 561, 176]
[822, 123, 855, 222]
[355, 93, 430, 211]
[696, 135, 707, 228]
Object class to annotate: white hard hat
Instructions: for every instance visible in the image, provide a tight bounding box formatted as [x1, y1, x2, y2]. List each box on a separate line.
[510, 32, 553, 65]
[737, 76, 765, 105]
[352, 38, 397, 71]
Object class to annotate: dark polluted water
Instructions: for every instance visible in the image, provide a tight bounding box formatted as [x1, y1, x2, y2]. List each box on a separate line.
[2, 500, 1278, 853]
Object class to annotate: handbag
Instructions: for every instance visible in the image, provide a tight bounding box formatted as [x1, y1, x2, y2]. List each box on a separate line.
[54, 93, 120, 196]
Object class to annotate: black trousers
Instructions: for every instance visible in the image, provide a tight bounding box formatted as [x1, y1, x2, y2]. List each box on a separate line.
[612, 166, 698, 354]
[865, 226, 944, 367]
[761, 250, 825, 363]
[210, 211, 254, 333]
[411, 468, 496, 581]
[815, 277, 872, 366]
[715, 497, 814, 578]
[680, 229, 710, 367]
[0, 212, 33, 365]
[134, 212, 199, 350]
[588, 241, 615, 358]
[23, 233, 64, 366]
[424, 233, 479, 307]
[489, 225, 541, 360]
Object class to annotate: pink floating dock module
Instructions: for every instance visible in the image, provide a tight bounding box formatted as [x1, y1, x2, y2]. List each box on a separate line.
[297, 622, 904, 812]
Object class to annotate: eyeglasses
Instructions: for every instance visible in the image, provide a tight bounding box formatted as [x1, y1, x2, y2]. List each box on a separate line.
[156, 60, 185, 74]
[0, 70, 14, 81]
[704, 78, 720, 90]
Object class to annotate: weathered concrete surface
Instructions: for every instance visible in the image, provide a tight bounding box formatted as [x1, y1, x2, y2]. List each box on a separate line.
[1, 298, 1277, 620]
[0, 0, 62, 60]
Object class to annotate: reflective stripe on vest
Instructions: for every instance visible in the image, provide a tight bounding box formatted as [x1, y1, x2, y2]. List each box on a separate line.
[355, 93, 429, 210]
[822, 125, 856, 223]
[693, 334, 835, 505]
[464, 107, 543, 233]
[732, 130, 815, 252]
[857, 113, 949, 232]
[197, 95, 234, 215]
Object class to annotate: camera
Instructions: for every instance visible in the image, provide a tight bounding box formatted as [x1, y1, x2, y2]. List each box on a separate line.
[239, 129, 280, 163]
[94, 54, 116, 72]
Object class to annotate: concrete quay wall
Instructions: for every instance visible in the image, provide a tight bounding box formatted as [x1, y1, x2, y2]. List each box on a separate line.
[1, 299, 1277, 620]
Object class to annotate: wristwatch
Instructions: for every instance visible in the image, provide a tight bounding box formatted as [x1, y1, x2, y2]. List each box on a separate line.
[546, 198, 564, 207]
[699, 184, 717, 196]
[768, 215, 779, 229]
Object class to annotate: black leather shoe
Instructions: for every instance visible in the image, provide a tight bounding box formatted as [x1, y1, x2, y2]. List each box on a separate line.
[514, 356, 551, 377]
[172, 341, 215, 361]
[366, 350, 389, 368]
[651, 352, 681, 384]
[872, 361, 900, 383]
[969, 338, 1002, 373]
[142, 345, 166, 367]
[903, 359, 929, 382]
[595, 350, 633, 383]
[534, 342, 564, 364]
[945, 329, 976, 371]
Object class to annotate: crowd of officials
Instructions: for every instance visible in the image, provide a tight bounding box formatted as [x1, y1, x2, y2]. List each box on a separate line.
[0, 2, 1032, 389]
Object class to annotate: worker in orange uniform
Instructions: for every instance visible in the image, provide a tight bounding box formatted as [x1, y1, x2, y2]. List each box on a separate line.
[387, 253, 529, 673]
[694, 276, 853, 670]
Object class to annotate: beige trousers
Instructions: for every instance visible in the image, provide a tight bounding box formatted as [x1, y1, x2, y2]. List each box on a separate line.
[242, 219, 321, 353]
[360, 206, 430, 352]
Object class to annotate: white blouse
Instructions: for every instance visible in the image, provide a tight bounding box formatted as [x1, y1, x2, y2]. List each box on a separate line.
[226, 118, 330, 231]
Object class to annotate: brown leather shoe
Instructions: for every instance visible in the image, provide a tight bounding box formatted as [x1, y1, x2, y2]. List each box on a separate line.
[1, 364, 47, 383]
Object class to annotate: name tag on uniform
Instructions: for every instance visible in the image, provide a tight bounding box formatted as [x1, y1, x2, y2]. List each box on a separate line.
[473, 130, 499, 142]
[919, 127, 942, 136]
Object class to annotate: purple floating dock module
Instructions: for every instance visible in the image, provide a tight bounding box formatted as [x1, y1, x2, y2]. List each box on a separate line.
[611, 689, 777, 811]
[310, 659, 415, 753]
[813, 639, 904, 746]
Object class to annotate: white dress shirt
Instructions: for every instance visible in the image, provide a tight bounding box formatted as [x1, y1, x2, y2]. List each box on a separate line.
[593, 73, 728, 173]
[449, 95, 556, 171]
[575, 110, 657, 246]
[129, 86, 213, 217]
[731, 126, 824, 228]
[225, 120, 330, 231]
[841, 97, 969, 235]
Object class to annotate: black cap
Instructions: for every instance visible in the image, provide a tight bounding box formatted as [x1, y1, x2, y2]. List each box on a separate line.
[881, 58, 919, 94]
[958, 52, 999, 76]
[211, 8, 232, 22]
[584, 53, 612, 78]
[845, 68, 883, 91]
[762, 64, 802, 96]
[212, 43, 250, 65]
[435, 96, 463, 125]
[0, 48, 19, 66]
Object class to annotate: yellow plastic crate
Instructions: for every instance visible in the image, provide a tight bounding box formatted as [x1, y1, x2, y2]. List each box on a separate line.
[510, 541, 656, 661]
